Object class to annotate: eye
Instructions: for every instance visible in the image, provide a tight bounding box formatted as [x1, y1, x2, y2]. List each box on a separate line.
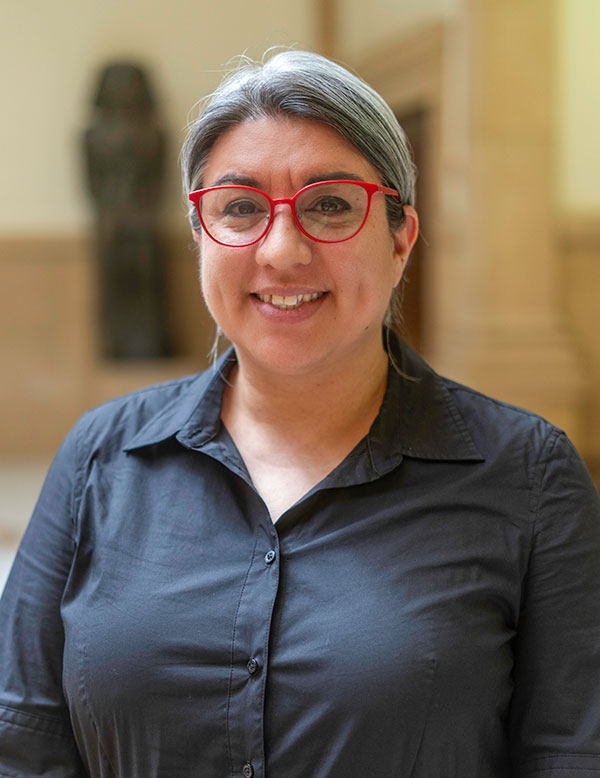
[222, 198, 267, 217]
[306, 196, 352, 215]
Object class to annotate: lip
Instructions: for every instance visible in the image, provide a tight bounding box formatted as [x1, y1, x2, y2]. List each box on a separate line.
[251, 290, 328, 322]
[252, 286, 326, 297]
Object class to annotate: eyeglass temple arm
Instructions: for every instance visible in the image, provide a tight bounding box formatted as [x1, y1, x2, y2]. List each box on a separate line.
[377, 185, 401, 200]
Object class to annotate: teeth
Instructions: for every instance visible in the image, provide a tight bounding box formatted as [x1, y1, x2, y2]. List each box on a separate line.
[256, 292, 324, 310]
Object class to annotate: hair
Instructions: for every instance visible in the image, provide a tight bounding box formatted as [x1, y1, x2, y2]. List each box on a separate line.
[181, 48, 417, 334]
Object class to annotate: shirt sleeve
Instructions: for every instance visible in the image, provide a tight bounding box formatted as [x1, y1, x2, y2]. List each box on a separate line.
[0, 424, 88, 776]
[509, 429, 600, 777]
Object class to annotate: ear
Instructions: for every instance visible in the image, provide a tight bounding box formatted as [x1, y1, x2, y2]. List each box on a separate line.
[391, 205, 419, 287]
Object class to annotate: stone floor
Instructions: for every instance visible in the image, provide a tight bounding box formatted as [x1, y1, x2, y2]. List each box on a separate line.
[0, 459, 50, 594]
[0, 547, 16, 594]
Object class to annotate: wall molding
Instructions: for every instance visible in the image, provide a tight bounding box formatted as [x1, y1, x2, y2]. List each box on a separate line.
[0, 231, 213, 456]
[353, 22, 444, 110]
[558, 213, 600, 252]
[0, 234, 90, 265]
[0, 232, 193, 264]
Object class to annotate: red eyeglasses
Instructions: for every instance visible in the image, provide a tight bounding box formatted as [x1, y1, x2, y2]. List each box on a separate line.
[188, 179, 401, 247]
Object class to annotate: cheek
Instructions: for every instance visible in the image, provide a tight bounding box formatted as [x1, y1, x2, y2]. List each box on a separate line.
[357, 236, 402, 297]
[198, 246, 224, 319]
[336, 264, 396, 325]
[198, 243, 248, 322]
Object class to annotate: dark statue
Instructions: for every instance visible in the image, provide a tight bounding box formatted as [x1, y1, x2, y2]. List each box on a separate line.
[84, 63, 172, 359]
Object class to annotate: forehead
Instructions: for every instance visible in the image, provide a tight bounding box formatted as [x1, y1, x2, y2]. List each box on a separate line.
[202, 116, 380, 188]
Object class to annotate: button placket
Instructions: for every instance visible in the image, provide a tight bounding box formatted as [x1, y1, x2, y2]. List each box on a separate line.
[226, 528, 280, 778]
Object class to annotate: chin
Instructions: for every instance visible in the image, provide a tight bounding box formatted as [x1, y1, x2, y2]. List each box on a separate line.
[235, 336, 331, 377]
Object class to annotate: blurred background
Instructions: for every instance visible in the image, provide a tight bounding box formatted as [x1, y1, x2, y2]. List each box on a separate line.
[1, 0, 599, 588]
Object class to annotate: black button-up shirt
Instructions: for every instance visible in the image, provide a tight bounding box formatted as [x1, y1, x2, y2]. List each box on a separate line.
[1, 334, 600, 777]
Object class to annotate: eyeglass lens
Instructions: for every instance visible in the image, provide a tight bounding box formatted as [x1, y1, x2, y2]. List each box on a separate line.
[199, 182, 370, 245]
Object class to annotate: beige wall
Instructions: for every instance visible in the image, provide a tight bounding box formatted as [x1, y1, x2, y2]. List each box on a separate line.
[556, 0, 600, 473]
[1, 2, 317, 457]
[337, 0, 600, 479]
[561, 218, 600, 471]
[1, 0, 316, 234]
[3, 0, 596, 232]
[335, 0, 458, 61]
[333, 0, 600, 217]
[5, 0, 596, 232]
[1, 0, 599, 480]
[556, 0, 600, 212]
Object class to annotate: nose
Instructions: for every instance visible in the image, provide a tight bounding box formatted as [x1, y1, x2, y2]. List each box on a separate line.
[254, 204, 313, 269]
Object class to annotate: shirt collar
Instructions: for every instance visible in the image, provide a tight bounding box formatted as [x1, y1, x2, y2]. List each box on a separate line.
[366, 331, 484, 476]
[122, 351, 237, 452]
[123, 331, 484, 466]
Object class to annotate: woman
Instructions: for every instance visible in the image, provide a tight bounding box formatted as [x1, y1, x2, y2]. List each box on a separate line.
[1, 50, 599, 778]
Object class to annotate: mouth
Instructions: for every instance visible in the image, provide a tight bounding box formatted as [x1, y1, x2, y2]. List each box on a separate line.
[254, 292, 325, 311]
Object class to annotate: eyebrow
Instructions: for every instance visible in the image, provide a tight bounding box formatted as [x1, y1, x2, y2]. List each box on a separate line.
[208, 171, 367, 190]
[303, 171, 365, 186]
[210, 174, 262, 188]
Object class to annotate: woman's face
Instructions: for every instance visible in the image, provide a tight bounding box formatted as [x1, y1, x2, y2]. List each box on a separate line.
[196, 116, 418, 379]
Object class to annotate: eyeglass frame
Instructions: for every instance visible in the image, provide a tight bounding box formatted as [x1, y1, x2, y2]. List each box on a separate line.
[187, 179, 402, 247]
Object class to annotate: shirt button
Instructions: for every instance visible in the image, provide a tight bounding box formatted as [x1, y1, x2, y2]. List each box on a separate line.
[265, 550, 276, 565]
[247, 658, 259, 675]
[242, 762, 254, 778]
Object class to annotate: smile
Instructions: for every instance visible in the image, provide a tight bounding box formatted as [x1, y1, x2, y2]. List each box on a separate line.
[255, 292, 325, 310]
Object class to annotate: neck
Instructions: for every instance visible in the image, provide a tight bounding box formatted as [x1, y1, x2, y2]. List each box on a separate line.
[221, 339, 390, 444]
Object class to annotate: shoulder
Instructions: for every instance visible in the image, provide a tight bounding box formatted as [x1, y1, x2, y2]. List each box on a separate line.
[68, 369, 213, 458]
[439, 375, 599, 516]
[441, 376, 560, 460]
[390, 333, 563, 471]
